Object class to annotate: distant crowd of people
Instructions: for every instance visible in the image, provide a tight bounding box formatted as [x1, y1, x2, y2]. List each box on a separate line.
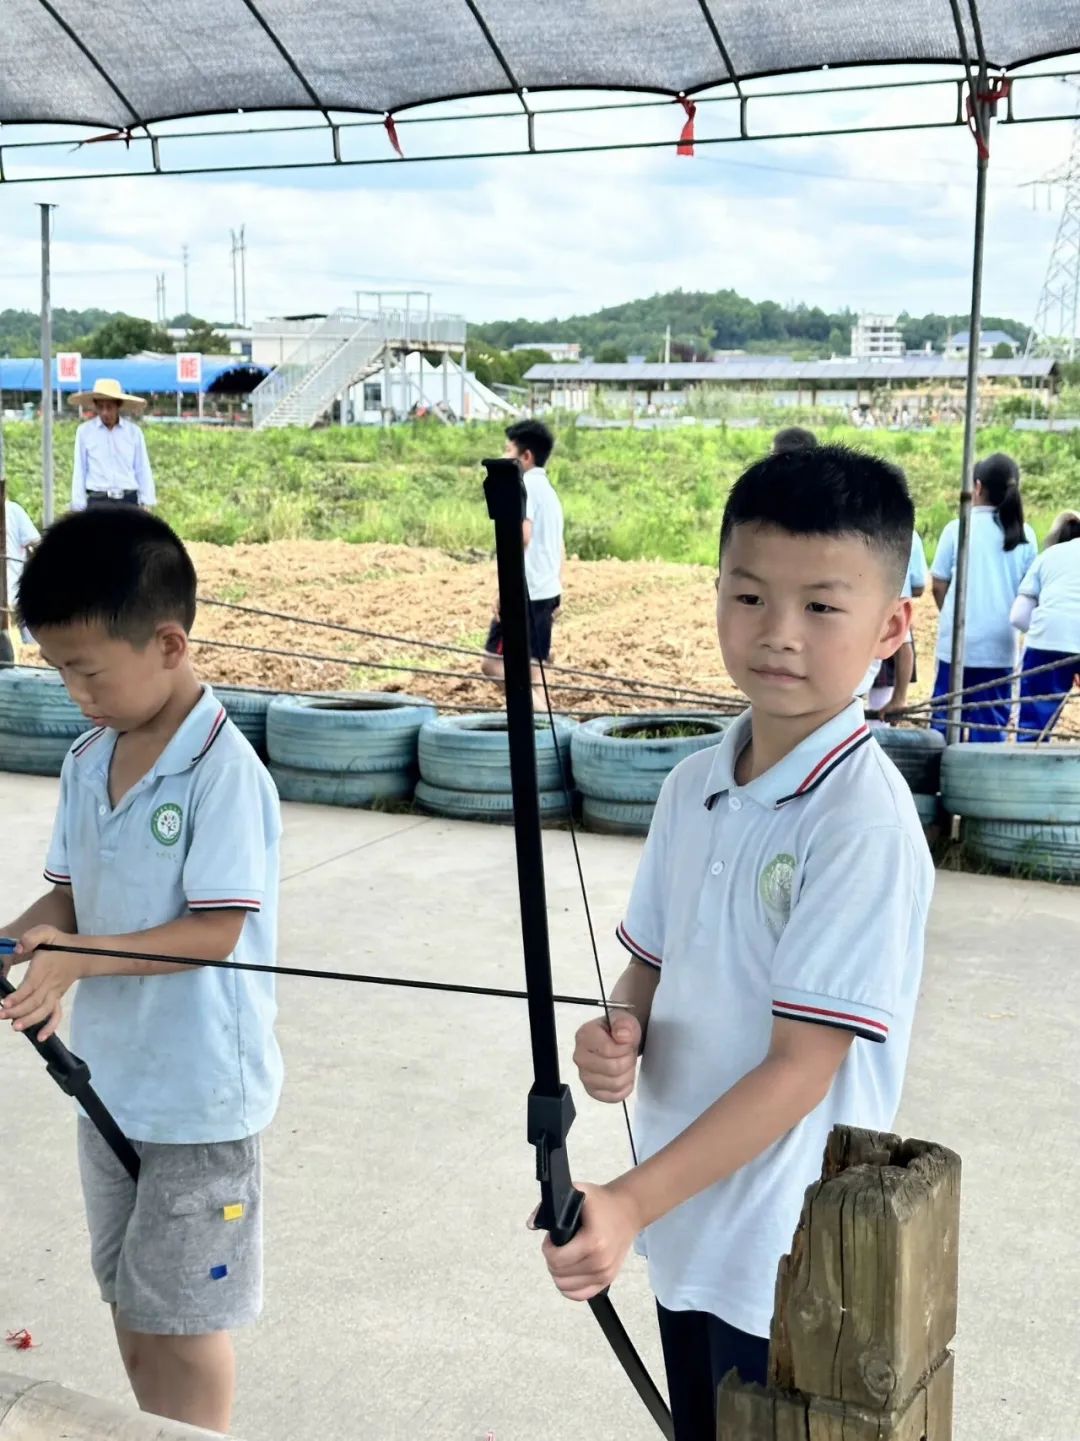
[776, 426, 1080, 740]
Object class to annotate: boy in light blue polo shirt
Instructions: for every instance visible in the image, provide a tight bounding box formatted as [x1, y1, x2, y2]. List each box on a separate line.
[1, 507, 282, 1435]
[541, 446, 934, 1440]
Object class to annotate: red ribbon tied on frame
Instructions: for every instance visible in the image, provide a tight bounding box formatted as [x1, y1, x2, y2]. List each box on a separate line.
[384, 113, 404, 158]
[676, 95, 696, 157]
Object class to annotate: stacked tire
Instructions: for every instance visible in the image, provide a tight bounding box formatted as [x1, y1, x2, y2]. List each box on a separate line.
[943, 743, 1080, 881]
[869, 724, 945, 832]
[217, 686, 277, 758]
[415, 712, 576, 822]
[572, 712, 734, 837]
[267, 692, 436, 808]
[0, 668, 91, 776]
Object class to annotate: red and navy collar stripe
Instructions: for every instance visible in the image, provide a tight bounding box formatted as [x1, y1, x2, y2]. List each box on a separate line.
[72, 726, 107, 759]
[192, 706, 227, 764]
[774, 723, 870, 807]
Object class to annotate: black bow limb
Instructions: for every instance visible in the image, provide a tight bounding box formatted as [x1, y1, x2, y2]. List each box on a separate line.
[482, 458, 673, 1439]
[0, 961, 140, 1183]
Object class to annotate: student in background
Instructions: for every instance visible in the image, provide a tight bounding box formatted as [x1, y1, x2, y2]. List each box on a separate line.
[482, 420, 564, 710]
[4, 495, 40, 648]
[930, 453, 1036, 741]
[1011, 510, 1080, 739]
[868, 530, 927, 718]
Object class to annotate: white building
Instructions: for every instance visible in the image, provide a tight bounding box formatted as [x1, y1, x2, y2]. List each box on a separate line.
[511, 340, 581, 362]
[851, 314, 904, 360]
[946, 329, 1020, 359]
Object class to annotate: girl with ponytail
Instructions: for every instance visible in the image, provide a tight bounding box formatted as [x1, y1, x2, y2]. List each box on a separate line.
[930, 453, 1037, 741]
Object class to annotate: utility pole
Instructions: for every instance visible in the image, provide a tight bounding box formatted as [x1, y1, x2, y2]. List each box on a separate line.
[182, 243, 190, 316]
[155, 273, 167, 325]
[39, 202, 57, 526]
[230, 226, 247, 326]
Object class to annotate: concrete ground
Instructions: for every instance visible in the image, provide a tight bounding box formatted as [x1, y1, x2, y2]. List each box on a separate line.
[0, 772, 1077, 1441]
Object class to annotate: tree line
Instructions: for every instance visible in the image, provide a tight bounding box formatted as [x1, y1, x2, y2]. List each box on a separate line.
[0, 309, 232, 358]
[469, 288, 1030, 363]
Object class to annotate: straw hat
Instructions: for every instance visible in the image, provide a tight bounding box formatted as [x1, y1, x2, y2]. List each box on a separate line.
[69, 377, 147, 413]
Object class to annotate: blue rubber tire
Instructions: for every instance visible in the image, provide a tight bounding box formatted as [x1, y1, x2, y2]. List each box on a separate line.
[941, 742, 1080, 823]
[217, 687, 276, 756]
[418, 712, 576, 794]
[581, 795, 655, 837]
[571, 712, 734, 804]
[963, 817, 1080, 881]
[267, 692, 436, 774]
[0, 667, 87, 738]
[869, 724, 945, 794]
[912, 792, 940, 828]
[414, 778, 570, 824]
[269, 762, 415, 809]
[0, 730, 81, 777]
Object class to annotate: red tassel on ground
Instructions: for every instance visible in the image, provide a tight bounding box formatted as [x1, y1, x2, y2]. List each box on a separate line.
[677, 96, 696, 157]
[5, 1329, 37, 1350]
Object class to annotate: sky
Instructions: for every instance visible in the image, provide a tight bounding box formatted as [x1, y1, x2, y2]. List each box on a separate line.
[1, 64, 1078, 333]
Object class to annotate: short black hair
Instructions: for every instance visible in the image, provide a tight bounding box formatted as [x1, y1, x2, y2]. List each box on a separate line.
[505, 419, 554, 468]
[772, 426, 818, 455]
[719, 444, 914, 589]
[18, 507, 197, 642]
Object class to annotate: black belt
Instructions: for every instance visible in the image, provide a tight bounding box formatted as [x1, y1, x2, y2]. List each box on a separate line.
[86, 489, 139, 505]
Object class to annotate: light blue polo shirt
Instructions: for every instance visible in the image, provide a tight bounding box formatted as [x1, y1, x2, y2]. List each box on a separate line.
[616, 700, 934, 1338]
[1018, 537, 1080, 655]
[932, 509, 1037, 667]
[45, 685, 284, 1144]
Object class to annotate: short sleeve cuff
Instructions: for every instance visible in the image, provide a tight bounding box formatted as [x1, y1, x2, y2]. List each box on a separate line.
[772, 987, 891, 1044]
[616, 920, 662, 969]
[187, 887, 263, 913]
[44, 865, 71, 886]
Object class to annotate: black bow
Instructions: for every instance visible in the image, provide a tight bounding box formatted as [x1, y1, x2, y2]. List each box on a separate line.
[483, 458, 673, 1437]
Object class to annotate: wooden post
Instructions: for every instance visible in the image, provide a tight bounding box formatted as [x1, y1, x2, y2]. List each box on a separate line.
[718, 1125, 961, 1440]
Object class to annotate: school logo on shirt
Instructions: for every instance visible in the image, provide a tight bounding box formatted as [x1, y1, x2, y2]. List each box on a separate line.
[759, 852, 796, 916]
[151, 803, 183, 847]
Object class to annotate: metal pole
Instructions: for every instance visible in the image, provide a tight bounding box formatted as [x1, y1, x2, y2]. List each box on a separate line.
[947, 88, 990, 744]
[0, 475, 10, 652]
[230, 229, 239, 325]
[39, 202, 56, 526]
[460, 347, 467, 422]
[182, 243, 190, 315]
[240, 224, 247, 327]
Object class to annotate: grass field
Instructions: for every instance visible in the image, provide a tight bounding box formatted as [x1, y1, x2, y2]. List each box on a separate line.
[4, 419, 1080, 563]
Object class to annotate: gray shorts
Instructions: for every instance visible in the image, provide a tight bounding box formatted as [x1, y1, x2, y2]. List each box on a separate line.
[77, 1117, 264, 1335]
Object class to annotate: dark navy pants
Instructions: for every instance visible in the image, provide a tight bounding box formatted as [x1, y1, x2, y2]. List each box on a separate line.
[1017, 646, 1079, 740]
[931, 659, 1013, 742]
[656, 1301, 769, 1440]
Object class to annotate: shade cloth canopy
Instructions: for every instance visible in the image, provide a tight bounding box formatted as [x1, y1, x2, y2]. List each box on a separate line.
[4, 0, 1080, 132]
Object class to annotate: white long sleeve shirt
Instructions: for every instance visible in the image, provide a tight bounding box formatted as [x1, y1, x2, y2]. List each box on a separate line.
[71, 417, 156, 509]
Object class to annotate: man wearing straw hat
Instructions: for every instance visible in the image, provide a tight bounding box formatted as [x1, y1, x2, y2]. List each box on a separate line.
[70, 378, 156, 511]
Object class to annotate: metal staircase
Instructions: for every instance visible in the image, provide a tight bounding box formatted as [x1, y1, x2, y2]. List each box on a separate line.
[251, 306, 467, 430]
